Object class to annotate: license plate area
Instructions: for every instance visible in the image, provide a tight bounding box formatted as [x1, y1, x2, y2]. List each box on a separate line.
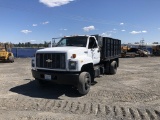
[44, 74, 51, 80]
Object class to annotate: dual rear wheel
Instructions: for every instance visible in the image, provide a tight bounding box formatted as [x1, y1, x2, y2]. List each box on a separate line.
[104, 61, 117, 75]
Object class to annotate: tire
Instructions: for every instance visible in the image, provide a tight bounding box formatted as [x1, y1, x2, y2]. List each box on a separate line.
[78, 72, 91, 95]
[110, 61, 117, 75]
[9, 56, 14, 63]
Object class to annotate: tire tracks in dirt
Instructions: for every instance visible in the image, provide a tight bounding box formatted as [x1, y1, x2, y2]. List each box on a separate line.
[0, 98, 160, 119]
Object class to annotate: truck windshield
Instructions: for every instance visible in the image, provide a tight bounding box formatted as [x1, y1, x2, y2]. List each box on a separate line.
[56, 36, 87, 47]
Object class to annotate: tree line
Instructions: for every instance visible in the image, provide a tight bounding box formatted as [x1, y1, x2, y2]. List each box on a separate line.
[13, 41, 52, 48]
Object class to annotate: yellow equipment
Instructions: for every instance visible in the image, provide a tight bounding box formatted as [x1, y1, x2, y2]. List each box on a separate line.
[121, 45, 150, 57]
[121, 46, 136, 57]
[0, 43, 14, 62]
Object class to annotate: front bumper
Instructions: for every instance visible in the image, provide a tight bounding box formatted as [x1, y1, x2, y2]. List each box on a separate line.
[31, 69, 80, 86]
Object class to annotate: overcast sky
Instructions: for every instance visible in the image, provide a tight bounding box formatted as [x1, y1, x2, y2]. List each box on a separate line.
[0, 0, 160, 44]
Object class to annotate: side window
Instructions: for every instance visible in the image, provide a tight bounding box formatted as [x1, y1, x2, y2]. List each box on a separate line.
[88, 37, 98, 49]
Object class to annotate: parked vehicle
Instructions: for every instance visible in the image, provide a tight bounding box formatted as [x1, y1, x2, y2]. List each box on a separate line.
[121, 46, 150, 57]
[128, 48, 150, 57]
[121, 46, 136, 58]
[31, 35, 121, 95]
[0, 43, 14, 62]
[137, 49, 150, 57]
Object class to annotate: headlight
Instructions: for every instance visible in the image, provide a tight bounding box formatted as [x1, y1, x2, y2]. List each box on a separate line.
[69, 61, 77, 70]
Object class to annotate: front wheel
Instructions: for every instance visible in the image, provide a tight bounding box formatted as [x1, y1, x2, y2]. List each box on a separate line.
[78, 72, 91, 95]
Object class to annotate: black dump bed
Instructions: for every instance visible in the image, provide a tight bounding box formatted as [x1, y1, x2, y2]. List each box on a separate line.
[101, 37, 121, 60]
[93, 35, 121, 60]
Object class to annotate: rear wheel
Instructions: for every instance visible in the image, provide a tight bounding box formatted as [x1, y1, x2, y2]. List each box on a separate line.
[110, 61, 117, 74]
[78, 72, 91, 95]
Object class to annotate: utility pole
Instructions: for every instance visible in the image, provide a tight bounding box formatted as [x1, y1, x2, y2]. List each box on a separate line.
[51, 39, 52, 48]
[140, 38, 145, 49]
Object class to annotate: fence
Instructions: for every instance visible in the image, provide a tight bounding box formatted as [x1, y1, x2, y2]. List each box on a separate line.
[12, 48, 43, 58]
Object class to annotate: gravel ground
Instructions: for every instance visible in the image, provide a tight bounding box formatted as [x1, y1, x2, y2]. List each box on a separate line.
[0, 57, 160, 120]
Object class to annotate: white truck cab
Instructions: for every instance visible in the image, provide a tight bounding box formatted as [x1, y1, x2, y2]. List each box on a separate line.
[32, 35, 121, 95]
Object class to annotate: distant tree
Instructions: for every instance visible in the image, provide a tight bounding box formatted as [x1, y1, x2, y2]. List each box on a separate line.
[22, 43, 25, 47]
[25, 42, 31, 47]
[44, 41, 49, 47]
[12, 41, 49, 48]
[18, 42, 21, 47]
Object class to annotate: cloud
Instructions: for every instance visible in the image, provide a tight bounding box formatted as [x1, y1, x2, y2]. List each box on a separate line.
[130, 30, 147, 34]
[142, 30, 147, 33]
[101, 32, 112, 37]
[32, 24, 38, 27]
[83, 25, 95, 32]
[121, 30, 126, 32]
[108, 30, 116, 33]
[60, 28, 68, 31]
[39, 0, 74, 7]
[101, 29, 119, 37]
[130, 31, 141, 34]
[120, 23, 124, 25]
[42, 21, 49, 25]
[21, 30, 32, 34]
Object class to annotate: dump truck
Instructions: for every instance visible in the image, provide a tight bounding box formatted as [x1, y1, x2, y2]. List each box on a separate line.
[0, 43, 14, 62]
[31, 35, 121, 95]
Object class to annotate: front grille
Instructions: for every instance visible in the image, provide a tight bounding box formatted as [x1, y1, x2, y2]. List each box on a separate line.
[36, 53, 66, 69]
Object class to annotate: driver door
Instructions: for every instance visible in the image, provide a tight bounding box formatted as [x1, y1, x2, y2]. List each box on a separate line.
[88, 37, 100, 65]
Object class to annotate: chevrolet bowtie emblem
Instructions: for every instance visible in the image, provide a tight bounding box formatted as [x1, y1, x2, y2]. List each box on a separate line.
[46, 59, 52, 63]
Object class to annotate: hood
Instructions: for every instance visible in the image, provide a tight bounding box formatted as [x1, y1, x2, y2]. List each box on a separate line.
[37, 47, 87, 53]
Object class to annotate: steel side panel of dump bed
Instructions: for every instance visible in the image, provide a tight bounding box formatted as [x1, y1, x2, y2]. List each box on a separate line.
[101, 37, 121, 60]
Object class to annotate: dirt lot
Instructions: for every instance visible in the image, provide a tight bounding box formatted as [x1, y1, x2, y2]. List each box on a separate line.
[0, 57, 160, 120]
